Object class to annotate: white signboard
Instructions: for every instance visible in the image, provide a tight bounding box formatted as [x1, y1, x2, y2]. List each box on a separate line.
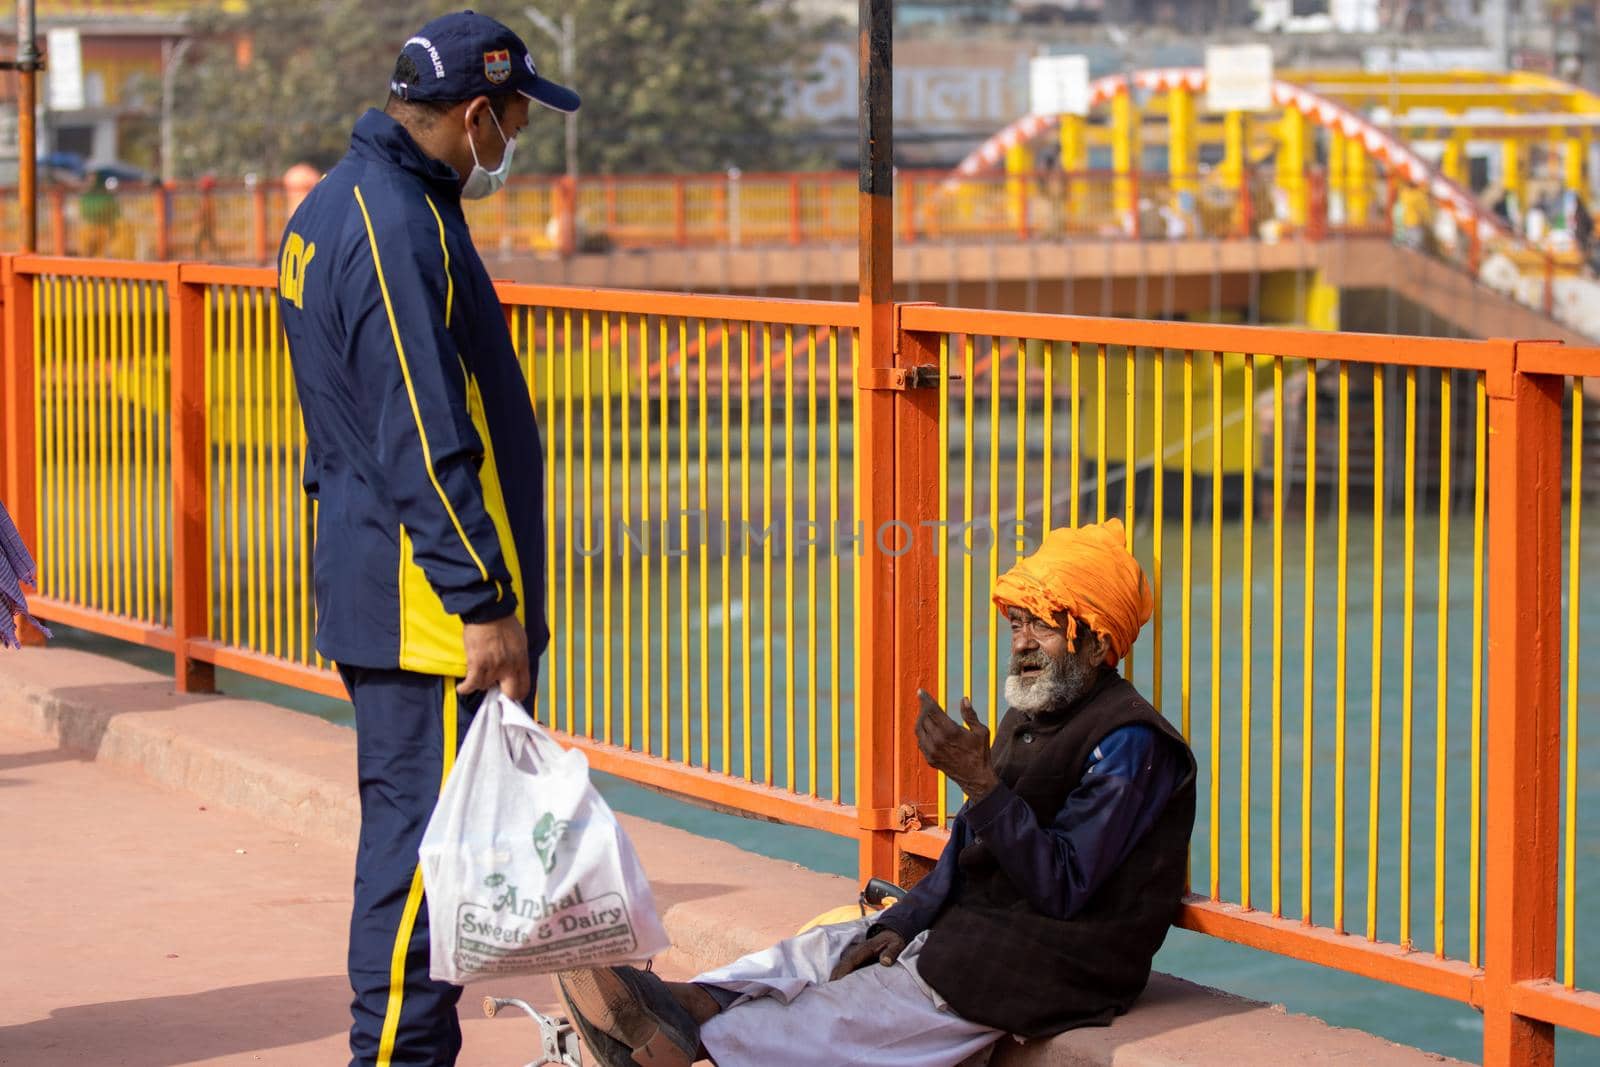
[46, 28, 85, 112]
[1205, 44, 1274, 114]
[1029, 54, 1089, 117]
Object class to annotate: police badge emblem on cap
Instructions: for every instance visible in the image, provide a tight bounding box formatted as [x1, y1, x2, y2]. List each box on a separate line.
[483, 48, 511, 85]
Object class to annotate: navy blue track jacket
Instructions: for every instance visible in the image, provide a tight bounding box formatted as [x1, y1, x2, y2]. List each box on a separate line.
[277, 108, 548, 676]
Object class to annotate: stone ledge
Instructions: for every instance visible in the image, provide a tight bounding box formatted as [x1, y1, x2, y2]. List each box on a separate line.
[0, 645, 1462, 1066]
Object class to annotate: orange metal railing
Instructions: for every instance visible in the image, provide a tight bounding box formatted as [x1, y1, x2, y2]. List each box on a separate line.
[2, 253, 1598, 1065]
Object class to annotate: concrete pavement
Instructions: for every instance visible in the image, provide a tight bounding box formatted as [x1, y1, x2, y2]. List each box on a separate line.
[0, 645, 1463, 1066]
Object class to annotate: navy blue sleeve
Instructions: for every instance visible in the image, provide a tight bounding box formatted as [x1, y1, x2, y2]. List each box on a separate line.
[962, 723, 1181, 920]
[348, 184, 515, 622]
[867, 817, 965, 942]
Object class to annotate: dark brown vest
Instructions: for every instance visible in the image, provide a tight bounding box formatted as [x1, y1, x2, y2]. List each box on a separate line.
[916, 670, 1198, 1038]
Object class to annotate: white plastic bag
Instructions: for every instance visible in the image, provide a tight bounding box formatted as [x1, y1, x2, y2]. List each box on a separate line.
[419, 689, 670, 983]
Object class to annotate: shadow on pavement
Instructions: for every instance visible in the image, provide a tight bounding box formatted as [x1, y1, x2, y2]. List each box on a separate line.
[0, 974, 350, 1066]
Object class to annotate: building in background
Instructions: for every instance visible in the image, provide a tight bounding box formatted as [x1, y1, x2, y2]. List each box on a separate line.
[0, 0, 207, 183]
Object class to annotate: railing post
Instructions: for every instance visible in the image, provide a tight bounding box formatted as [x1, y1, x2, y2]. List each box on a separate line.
[673, 177, 688, 247]
[168, 266, 215, 693]
[856, 0, 900, 885]
[252, 182, 270, 264]
[48, 187, 66, 255]
[155, 184, 172, 261]
[2, 254, 41, 620]
[788, 175, 803, 246]
[1481, 342, 1562, 1067]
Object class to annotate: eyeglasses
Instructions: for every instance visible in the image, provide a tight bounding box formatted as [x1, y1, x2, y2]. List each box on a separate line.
[1005, 612, 1062, 642]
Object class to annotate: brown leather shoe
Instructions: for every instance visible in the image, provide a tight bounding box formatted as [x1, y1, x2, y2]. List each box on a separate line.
[556, 966, 699, 1067]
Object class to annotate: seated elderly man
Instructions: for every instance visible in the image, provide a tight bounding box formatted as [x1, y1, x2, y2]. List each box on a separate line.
[557, 519, 1197, 1067]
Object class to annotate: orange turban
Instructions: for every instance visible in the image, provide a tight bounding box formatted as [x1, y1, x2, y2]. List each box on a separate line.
[991, 519, 1154, 665]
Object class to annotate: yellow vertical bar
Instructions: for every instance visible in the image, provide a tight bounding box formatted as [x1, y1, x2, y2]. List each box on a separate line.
[602, 314, 615, 746]
[1272, 354, 1285, 918]
[937, 332, 950, 825]
[118, 281, 132, 618]
[1335, 361, 1351, 935]
[228, 287, 242, 646]
[1181, 350, 1194, 745]
[1152, 349, 1164, 711]
[270, 290, 286, 661]
[660, 316, 671, 758]
[762, 324, 774, 784]
[97, 280, 111, 611]
[1302, 360, 1318, 923]
[582, 312, 594, 738]
[157, 286, 169, 626]
[639, 314, 653, 750]
[95, 280, 110, 612]
[1434, 370, 1453, 959]
[43, 279, 59, 600]
[698, 319, 711, 766]
[132, 281, 147, 621]
[254, 288, 269, 653]
[280, 298, 297, 663]
[1469, 374, 1486, 968]
[1563, 383, 1582, 987]
[70, 279, 84, 605]
[1399, 367, 1417, 950]
[1122, 345, 1136, 681]
[828, 327, 841, 801]
[1042, 341, 1054, 535]
[783, 325, 796, 788]
[1096, 343, 1108, 523]
[1210, 350, 1223, 902]
[743, 322, 755, 781]
[78, 277, 91, 608]
[1367, 366, 1386, 943]
[104, 280, 120, 615]
[988, 336, 1001, 732]
[679, 319, 691, 765]
[564, 310, 576, 736]
[721, 321, 733, 775]
[1070, 342, 1081, 528]
[1241, 353, 1256, 912]
[545, 308, 559, 728]
[621, 315, 634, 749]
[1016, 338, 1028, 556]
[806, 327, 818, 796]
[962, 334, 976, 791]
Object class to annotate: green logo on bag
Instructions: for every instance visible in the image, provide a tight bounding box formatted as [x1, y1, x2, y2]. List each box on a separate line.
[533, 812, 572, 874]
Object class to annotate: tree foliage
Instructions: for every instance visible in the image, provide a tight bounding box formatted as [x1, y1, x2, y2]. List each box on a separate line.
[165, 0, 820, 178]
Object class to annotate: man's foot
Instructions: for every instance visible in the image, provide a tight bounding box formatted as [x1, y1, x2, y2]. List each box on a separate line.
[556, 967, 700, 1067]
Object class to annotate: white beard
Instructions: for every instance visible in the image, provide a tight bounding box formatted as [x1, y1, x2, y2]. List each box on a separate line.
[1005, 651, 1102, 715]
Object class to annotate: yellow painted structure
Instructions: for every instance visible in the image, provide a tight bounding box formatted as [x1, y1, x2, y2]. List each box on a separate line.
[1168, 86, 1198, 194]
[1111, 88, 1139, 218]
[1279, 108, 1310, 226]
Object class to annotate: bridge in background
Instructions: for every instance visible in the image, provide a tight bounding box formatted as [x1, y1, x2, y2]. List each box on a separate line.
[10, 68, 1600, 342]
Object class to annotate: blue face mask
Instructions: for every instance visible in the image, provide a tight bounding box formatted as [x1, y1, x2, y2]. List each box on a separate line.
[462, 108, 515, 200]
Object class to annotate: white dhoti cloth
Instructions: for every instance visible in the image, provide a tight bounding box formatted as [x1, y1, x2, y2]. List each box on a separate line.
[692, 918, 1004, 1067]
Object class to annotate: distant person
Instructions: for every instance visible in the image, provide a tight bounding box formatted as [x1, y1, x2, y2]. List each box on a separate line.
[556, 521, 1198, 1067]
[283, 161, 320, 216]
[274, 11, 577, 1065]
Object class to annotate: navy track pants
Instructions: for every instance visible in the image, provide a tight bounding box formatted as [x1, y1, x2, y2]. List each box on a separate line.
[339, 665, 486, 1067]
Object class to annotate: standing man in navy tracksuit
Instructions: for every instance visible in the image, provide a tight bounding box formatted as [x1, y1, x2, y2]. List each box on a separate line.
[276, 12, 578, 1065]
